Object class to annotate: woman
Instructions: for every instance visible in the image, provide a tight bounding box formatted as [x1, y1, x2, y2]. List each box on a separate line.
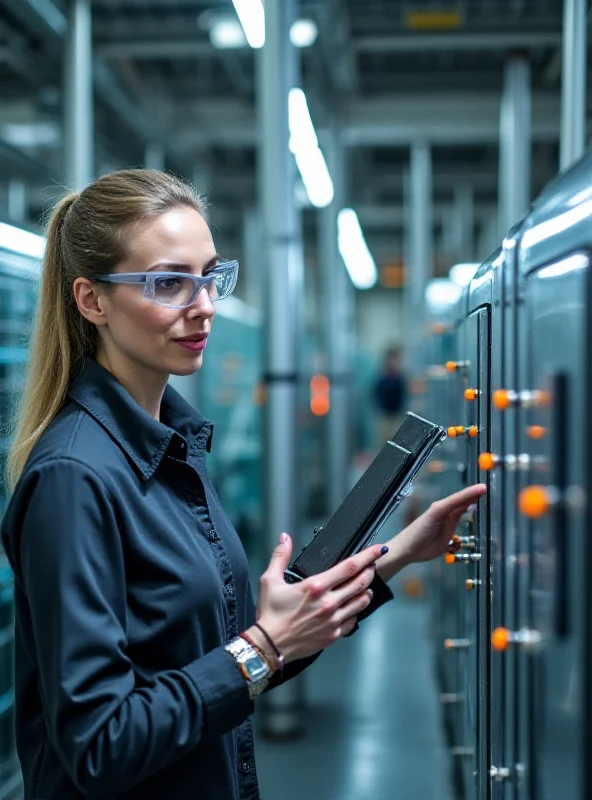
[1, 170, 485, 800]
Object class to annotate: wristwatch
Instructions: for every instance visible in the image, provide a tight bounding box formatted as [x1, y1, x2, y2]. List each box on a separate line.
[224, 636, 271, 699]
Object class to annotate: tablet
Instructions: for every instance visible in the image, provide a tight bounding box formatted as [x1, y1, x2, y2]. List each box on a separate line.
[284, 412, 446, 583]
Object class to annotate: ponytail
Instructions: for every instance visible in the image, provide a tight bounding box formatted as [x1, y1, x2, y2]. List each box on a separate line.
[6, 193, 81, 491]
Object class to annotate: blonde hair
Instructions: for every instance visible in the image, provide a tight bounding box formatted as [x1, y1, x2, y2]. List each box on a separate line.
[7, 169, 207, 491]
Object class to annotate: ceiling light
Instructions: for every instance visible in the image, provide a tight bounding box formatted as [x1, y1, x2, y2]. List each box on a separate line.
[290, 19, 318, 48]
[449, 262, 480, 287]
[210, 18, 247, 48]
[232, 0, 265, 49]
[337, 208, 377, 290]
[425, 278, 462, 311]
[0, 222, 45, 259]
[288, 88, 333, 208]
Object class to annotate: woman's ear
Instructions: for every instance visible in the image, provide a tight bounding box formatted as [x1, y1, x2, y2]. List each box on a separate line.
[73, 278, 109, 327]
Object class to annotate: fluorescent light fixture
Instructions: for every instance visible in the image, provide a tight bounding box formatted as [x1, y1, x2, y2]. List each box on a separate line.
[425, 278, 462, 312]
[290, 19, 318, 48]
[0, 222, 45, 259]
[232, 0, 265, 48]
[449, 262, 480, 287]
[210, 18, 247, 48]
[337, 208, 377, 290]
[288, 88, 333, 208]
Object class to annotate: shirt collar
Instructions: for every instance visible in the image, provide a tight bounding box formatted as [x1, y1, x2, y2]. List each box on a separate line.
[68, 357, 213, 480]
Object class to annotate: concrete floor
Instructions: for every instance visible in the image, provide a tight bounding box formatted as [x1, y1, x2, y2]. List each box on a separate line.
[253, 584, 455, 800]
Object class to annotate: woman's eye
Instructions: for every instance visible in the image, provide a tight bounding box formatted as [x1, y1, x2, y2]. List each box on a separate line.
[156, 277, 181, 290]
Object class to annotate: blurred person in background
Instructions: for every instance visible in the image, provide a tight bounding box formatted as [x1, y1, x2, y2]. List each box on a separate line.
[1, 169, 484, 800]
[374, 346, 406, 447]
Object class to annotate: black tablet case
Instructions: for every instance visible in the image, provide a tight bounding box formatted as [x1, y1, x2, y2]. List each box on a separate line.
[284, 412, 446, 583]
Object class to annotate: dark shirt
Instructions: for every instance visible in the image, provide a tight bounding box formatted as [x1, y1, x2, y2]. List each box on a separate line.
[1, 357, 393, 800]
[374, 373, 405, 415]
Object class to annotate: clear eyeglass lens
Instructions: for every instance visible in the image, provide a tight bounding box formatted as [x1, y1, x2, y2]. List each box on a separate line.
[153, 275, 197, 306]
[152, 264, 236, 307]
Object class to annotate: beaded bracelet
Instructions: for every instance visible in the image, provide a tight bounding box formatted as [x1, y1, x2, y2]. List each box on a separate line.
[253, 621, 285, 680]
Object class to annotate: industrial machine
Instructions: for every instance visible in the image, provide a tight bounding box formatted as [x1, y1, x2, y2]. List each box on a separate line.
[420, 154, 592, 799]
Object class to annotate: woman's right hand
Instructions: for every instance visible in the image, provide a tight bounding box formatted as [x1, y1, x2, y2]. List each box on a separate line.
[246, 533, 387, 666]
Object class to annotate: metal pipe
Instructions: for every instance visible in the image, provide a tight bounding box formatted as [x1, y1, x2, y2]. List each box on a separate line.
[408, 143, 433, 344]
[144, 142, 165, 172]
[63, 0, 93, 189]
[498, 56, 531, 238]
[320, 123, 353, 513]
[354, 31, 561, 53]
[258, 0, 304, 738]
[560, 0, 587, 170]
[7, 179, 26, 223]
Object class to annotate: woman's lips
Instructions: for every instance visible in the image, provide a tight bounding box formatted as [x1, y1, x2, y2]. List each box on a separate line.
[174, 336, 208, 352]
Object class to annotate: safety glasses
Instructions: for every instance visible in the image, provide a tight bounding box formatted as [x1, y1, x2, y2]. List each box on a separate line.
[89, 260, 239, 309]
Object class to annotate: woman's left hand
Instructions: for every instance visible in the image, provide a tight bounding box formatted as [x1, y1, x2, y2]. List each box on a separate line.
[376, 484, 487, 582]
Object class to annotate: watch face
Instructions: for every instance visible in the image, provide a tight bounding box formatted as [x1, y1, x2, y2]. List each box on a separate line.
[244, 654, 268, 682]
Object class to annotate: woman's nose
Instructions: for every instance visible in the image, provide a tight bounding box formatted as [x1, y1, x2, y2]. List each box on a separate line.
[188, 286, 215, 317]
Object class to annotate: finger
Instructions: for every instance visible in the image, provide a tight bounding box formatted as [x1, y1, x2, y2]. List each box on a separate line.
[333, 589, 374, 625]
[433, 484, 486, 514]
[331, 566, 376, 607]
[265, 533, 293, 579]
[316, 544, 387, 592]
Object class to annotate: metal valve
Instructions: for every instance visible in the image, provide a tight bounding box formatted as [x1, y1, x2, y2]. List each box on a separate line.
[445, 360, 470, 373]
[450, 746, 474, 757]
[447, 425, 479, 439]
[493, 388, 550, 410]
[465, 578, 481, 591]
[447, 534, 476, 553]
[491, 627, 542, 652]
[490, 766, 511, 781]
[444, 638, 470, 650]
[479, 453, 531, 471]
[445, 552, 481, 564]
[440, 693, 463, 705]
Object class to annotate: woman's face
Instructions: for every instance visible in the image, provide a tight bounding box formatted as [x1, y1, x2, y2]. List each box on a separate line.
[87, 206, 219, 379]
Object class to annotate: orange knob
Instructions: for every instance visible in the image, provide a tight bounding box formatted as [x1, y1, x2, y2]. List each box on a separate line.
[446, 361, 457, 373]
[464, 388, 478, 401]
[465, 579, 477, 591]
[447, 535, 461, 554]
[444, 553, 456, 565]
[444, 638, 454, 650]
[427, 460, 446, 474]
[527, 425, 546, 440]
[493, 389, 511, 410]
[479, 452, 497, 471]
[447, 427, 458, 438]
[519, 485, 550, 518]
[468, 426, 479, 438]
[491, 627, 510, 651]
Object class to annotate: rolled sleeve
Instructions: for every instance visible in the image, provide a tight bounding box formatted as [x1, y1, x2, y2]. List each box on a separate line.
[15, 458, 253, 797]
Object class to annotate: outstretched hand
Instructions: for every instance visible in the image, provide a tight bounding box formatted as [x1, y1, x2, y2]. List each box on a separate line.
[376, 484, 486, 582]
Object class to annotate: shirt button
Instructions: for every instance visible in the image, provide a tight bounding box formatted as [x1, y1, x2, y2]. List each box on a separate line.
[241, 762, 251, 773]
[208, 529, 220, 543]
[226, 583, 235, 595]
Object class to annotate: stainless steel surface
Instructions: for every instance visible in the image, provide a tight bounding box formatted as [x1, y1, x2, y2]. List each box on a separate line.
[258, 0, 303, 737]
[560, 0, 587, 171]
[63, 0, 93, 189]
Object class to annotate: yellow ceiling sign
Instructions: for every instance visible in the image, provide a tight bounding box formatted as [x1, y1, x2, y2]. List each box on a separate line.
[404, 10, 462, 30]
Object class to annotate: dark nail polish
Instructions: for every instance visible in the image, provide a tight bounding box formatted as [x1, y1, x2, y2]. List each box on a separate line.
[380, 545, 389, 555]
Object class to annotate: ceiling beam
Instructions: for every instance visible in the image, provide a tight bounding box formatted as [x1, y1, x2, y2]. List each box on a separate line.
[353, 31, 562, 53]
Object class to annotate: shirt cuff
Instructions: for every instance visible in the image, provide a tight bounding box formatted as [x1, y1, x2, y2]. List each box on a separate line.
[183, 646, 253, 738]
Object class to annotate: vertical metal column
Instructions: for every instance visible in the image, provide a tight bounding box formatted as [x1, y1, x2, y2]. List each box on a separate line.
[498, 56, 531, 238]
[243, 209, 263, 311]
[320, 123, 353, 511]
[259, 0, 304, 737]
[454, 183, 475, 261]
[63, 0, 93, 190]
[7, 179, 26, 223]
[560, 0, 587, 170]
[408, 143, 433, 348]
[144, 142, 166, 172]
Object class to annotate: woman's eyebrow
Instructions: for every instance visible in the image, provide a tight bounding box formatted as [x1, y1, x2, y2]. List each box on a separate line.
[146, 255, 220, 273]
